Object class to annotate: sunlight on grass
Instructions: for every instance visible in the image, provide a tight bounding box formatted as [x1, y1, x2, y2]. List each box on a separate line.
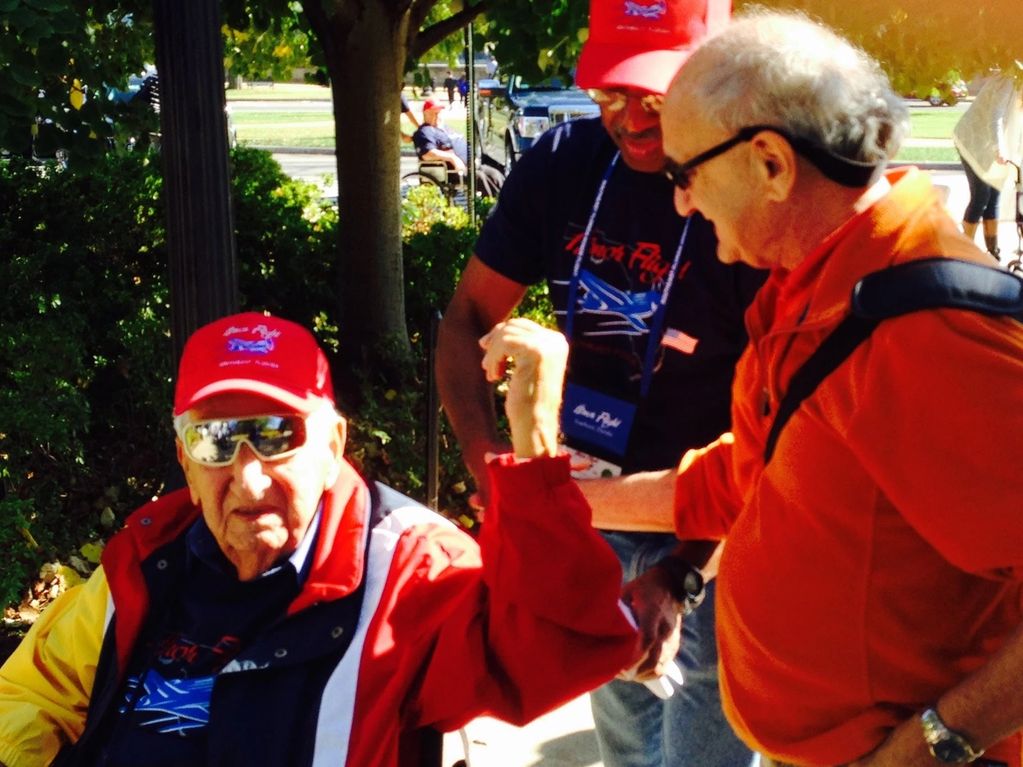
[226, 83, 331, 101]
[231, 112, 333, 124]
[893, 146, 958, 164]
[907, 107, 961, 139]
[235, 117, 335, 148]
[229, 86, 966, 165]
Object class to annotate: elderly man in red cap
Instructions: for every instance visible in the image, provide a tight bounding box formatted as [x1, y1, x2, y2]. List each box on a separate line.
[412, 99, 503, 196]
[437, 1, 762, 765]
[0, 312, 640, 767]
[413, 99, 468, 174]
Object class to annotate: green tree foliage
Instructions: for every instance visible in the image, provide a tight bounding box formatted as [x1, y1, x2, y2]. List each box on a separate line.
[216, 1, 493, 371]
[482, 0, 588, 83]
[0, 0, 155, 162]
[0, 153, 170, 606]
[741, 1, 1021, 94]
[224, 3, 312, 86]
[0, 0, 492, 371]
[481, 0, 1019, 92]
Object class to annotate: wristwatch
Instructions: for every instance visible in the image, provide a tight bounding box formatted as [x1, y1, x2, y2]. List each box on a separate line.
[920, 707, 984, 763]
[653, 554, 705, 616]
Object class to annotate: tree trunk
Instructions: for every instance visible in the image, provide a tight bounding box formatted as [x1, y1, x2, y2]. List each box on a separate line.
[325, 2, 411, 371]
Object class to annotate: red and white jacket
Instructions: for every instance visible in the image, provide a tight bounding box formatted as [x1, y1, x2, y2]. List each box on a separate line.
[0, 454, 637, 767]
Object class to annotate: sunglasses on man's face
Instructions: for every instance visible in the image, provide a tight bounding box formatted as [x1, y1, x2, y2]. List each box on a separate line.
[662, 126, 769, 191]
[587, 89, 663, 115]
[177, 415, 308, 467]
[663, 124, 881, 191]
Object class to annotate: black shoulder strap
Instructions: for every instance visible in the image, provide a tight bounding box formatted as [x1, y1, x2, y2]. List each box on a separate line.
[763, 258, 1023, 463]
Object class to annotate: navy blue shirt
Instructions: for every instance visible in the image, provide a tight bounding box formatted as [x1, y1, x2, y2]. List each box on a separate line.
[412, 124, 468, 166]
[96, 515, 319, 766]
[476, 117, 766, 472]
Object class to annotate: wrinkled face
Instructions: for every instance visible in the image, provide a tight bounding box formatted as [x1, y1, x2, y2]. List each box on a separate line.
[598, 87, 666, 173]
[661, 97, 775, 269]
[424, 107, 442, 126]
[176, 392, 345, 581]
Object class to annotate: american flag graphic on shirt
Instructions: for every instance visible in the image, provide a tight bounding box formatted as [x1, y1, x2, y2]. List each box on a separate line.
[661, 328, 699, 354]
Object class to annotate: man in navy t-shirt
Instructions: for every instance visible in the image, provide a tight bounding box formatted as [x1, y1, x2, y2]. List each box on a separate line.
[412, 99, 503, 196]
[436, 1, 763, 766]
[412, 99, 469, 172]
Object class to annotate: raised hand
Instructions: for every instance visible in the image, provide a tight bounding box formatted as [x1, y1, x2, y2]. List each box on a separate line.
[479, 319, 568, 460]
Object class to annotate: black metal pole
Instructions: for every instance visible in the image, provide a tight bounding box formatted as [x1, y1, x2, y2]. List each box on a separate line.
[153, 0, 239, 366]
[463, 24, 476, 227]
[426, 310, 442, 511]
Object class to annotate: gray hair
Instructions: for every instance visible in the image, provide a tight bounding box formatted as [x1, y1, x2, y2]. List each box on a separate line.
[673, 8, 908, 164]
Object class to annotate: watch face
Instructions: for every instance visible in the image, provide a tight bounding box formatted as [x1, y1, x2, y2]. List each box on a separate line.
[932, 739, 970, 763]
[683, 570, 703, 597]
[921, 708, 981, 764]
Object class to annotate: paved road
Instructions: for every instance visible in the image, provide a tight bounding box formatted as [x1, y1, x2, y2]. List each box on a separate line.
[925, 167, 1020, 260]
[442, 694, 602, 767]
[273, 152, 421, 200]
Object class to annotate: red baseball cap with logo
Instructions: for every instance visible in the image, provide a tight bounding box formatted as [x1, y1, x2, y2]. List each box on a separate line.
[173, 312, 335, 416]
[421, 99, 443, 113]
[576, 0, 731, 95]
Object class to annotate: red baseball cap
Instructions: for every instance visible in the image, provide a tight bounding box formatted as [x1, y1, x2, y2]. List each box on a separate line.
[576, 0, 731, 95]
[422, 99, 442, 113]
[173, 312, 335, 416]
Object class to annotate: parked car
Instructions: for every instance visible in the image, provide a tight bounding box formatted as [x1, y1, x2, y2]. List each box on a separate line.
[475, 76, 600, 172]
[927, 78, 969, 107]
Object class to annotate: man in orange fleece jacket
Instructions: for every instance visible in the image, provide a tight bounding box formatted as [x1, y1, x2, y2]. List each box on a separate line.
[617, 10, 1023, 767]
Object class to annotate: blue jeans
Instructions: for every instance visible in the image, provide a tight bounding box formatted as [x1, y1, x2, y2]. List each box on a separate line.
[592, 531, 754, 767]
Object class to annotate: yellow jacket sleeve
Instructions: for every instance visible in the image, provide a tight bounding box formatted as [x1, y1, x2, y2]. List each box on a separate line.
[0, 566, 111, 767]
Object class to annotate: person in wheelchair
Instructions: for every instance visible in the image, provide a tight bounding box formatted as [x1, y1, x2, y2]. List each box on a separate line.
[412, 99, 504, 197]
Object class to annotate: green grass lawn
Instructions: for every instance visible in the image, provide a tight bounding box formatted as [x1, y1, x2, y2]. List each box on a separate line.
[893, 145, 959, 164]
[231, 111, 336, 148]
[232, 106, 421, 149]
[893, 106, 961, 163]
[226, 83, 332, 101]
[907, 107, 961, 139]
[230, 89, 963, 164]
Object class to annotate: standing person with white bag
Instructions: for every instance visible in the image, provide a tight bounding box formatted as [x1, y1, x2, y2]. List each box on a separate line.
[952, 71, 1023, 261]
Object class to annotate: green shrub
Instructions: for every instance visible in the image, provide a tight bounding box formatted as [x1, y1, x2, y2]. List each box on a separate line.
[0, 154, 172, 609]
[341, 185, 490, 521]
[0, 150, 509, 609]
[231, 146, 338, 328]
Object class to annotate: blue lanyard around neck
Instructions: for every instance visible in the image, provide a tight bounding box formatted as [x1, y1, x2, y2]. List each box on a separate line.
[564, 151, 692, 397]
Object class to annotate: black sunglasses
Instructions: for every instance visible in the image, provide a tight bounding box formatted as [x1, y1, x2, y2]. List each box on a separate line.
[663, 124, 880, 190]
[663, 126, 767, 190]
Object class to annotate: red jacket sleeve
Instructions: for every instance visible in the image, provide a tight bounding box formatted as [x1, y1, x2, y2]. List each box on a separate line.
[409, 454, 639, 730]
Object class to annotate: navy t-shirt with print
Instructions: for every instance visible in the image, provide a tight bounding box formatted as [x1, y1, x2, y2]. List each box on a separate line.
[412, 124, 468, 166]
[95, 517, 311, 766]
[475, 117, 766, 473]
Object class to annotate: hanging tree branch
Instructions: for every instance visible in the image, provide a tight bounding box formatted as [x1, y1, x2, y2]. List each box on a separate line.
[411, 0, 490, 60]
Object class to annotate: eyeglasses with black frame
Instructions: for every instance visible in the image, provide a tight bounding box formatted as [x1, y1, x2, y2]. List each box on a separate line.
[663, 124, 881, 191]
[662, 126, 770, 191]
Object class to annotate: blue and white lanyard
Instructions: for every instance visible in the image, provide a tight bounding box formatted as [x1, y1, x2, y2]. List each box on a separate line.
[564, 151, 692, 397]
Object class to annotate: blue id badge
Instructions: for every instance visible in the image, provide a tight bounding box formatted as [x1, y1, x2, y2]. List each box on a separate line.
[561, 383, 637, 461]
